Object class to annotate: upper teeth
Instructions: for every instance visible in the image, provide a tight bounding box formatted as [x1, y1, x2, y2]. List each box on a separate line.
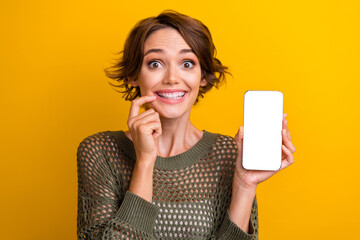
[157, 92, 186, 99]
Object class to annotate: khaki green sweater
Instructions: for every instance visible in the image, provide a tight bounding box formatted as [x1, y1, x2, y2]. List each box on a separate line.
[77, 130, 258, 239]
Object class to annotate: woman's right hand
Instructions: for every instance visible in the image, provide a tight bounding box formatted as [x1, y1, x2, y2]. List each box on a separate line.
[127, 95, 162, 162]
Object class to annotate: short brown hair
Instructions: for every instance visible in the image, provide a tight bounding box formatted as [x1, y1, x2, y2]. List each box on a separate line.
[104, 10, 230, 104]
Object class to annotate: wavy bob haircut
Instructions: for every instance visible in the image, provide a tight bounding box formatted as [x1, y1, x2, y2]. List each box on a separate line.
[104, 10, 230, 104]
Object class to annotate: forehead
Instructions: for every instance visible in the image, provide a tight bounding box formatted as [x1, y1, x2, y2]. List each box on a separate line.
[144, 28, 191, 52]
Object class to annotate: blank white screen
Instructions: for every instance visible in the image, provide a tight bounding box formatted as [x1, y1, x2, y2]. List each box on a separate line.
[242, 91, 283, 170]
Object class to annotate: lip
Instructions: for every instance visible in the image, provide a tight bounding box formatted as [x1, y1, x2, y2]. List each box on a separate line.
[155, 89, 187, 93]
[154, 90, 188, 104]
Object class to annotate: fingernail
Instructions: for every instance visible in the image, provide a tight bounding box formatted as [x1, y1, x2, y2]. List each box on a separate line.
[285, 119, 288, 125]
[283, 129, 287, 136]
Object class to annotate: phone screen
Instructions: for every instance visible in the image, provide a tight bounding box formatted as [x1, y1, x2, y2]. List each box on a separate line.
[242, 90, 283, 171]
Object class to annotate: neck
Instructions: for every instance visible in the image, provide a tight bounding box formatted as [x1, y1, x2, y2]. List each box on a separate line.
[156, 115, 203, 158]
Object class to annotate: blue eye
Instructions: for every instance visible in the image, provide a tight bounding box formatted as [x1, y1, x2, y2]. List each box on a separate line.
[148, 61, 162, 69]
[182, 61, 194, 69]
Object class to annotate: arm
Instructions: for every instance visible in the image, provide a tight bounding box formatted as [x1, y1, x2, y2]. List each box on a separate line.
[128, 158, 155, 202]
[228, 187, 257, 235]
[77, 135, 159, 240]
[213, 135, 258, 240]
[126, 95, 161, 203]
[77, 96, 161, 239]
[216, 194, 258, 240]
[216, 113, 295, 239]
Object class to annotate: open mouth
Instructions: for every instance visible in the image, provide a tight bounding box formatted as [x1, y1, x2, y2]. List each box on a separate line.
[155, 91, 187, 99]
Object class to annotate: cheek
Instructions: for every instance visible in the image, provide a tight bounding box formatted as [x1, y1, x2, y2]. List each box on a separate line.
[138, 69, 159, 92]
[185, 71, 202, 89]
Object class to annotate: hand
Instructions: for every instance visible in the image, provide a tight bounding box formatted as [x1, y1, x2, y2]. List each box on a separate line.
[127, 95, 162, 161]
[233, 113, 296, 191]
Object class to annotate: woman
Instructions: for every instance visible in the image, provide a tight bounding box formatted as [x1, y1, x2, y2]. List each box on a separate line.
[77, 10, 296, 240]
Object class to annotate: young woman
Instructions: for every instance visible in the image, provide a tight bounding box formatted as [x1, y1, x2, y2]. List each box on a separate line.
[77, 10, 296, 240]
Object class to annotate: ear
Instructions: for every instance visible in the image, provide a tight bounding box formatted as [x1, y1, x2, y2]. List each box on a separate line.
[200, 78, 207, 87]
[129, 77, 139, 87]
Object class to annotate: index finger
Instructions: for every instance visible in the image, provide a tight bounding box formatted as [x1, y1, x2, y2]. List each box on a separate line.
[282, 114, 292, 142]
[284, 119, 292, 142]
[128, 95, 157, 119]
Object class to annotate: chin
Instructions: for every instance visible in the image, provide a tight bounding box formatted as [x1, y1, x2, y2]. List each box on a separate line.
[156, 107, 190, 119]
[158, 111, 184, 119]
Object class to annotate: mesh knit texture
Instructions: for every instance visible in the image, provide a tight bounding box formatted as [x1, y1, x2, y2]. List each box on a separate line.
[77, 130, 259, 240]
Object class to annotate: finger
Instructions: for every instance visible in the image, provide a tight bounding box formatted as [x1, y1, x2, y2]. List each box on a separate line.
[235, 126, 244, 143]
[153, 122, 162, 139]
[282, 129, 296, 153]
[132, 112, 160, 129]
[282, 113, 286, 129]
[234, 126, 244, 157]
[282, 113, 288, 130]
[128, 95, 157, 119]
[132, 108, 155, 121]
[128, 108, 155, 127]
[279, 144, 295, 170]
[284, 119, 292, 141]
[234, 126, 244, 169]
[283, 117, 292, 142]
[144, 121, 162, 138]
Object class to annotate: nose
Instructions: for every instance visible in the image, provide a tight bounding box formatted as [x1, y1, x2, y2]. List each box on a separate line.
[163, 63, 179, 85]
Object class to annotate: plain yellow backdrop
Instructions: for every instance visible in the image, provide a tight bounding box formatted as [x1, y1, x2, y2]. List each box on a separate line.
[1, 0, 359, 239]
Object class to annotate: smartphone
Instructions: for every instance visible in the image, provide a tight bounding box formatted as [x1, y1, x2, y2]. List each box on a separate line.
[242, 90, 283, 171]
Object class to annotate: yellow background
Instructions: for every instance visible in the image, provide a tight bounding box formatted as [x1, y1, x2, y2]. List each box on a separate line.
[1, 0, 359, 239]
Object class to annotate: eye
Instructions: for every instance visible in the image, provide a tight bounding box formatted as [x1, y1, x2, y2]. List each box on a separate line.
[182, 60, 194, 69]
[148, 60, 162, 69]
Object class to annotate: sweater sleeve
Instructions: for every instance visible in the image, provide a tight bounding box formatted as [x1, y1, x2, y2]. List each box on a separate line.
[215, 195, 259, 240]
[76, 134, 159, 240]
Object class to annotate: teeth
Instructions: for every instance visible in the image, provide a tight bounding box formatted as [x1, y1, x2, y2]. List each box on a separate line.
[157, 92, 186, 99]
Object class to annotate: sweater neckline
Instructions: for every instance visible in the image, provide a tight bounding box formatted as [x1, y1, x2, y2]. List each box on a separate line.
[108, 130, 218, 170]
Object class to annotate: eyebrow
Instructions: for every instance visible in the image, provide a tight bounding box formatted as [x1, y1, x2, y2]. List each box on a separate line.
[180, 49, 194, 54]
[144, 48, 194, 56]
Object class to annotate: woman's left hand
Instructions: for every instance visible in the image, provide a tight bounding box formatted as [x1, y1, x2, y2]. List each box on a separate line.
[233, 113, 296, 191]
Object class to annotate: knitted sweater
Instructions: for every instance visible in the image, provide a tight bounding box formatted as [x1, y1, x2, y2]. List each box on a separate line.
[77, 129, 259, 240]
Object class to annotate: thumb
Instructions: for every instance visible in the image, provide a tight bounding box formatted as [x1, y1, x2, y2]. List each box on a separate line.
[235, 126, 244, 143]
[235, 126, 245, 169]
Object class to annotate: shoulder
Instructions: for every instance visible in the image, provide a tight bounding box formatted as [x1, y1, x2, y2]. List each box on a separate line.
[76, 130, 131, 170]
[202, 130, 238, 165]
[216, 132, 237, 146]
[202, 132, 238, 184]
[77, 130, 136, 165]
[77, 130, 112, 152]
[208, 131, 238, 151]
[78, 131, 135, 161]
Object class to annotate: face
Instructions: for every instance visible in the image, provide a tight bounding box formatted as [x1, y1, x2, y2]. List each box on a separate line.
[130, 27, 207, 119]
